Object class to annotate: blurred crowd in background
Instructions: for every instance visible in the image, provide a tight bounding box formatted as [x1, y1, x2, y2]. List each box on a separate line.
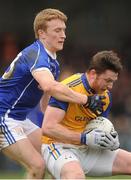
[0, 0, 131, 173]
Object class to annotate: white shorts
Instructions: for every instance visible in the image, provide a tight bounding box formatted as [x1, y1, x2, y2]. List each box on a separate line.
[0, 116, 39, 150]
[41, 143, 119, 179]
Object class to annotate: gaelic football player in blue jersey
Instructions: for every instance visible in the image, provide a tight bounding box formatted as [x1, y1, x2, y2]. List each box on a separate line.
[0, 8, 105, 179]
[40, 51, 131, 179]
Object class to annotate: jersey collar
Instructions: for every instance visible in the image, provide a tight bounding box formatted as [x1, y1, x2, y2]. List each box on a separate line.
[81, 73, 96, 94]
[37, 40, 57, 59]
[44, 48, 57, 60]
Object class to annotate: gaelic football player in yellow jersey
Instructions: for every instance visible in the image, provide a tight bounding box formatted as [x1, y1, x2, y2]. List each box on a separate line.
[42, 51, 131, 179]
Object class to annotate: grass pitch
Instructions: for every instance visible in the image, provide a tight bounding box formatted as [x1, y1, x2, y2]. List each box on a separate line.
[0, 171, 131, 179]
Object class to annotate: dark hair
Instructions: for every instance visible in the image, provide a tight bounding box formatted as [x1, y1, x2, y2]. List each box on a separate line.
[88, 50, 123, 74]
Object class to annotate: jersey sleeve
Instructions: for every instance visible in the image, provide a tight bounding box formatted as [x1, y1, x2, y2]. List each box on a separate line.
[101, 91, 112, 117]
[23, 47, 51, 73]
[48, 97, 69, 111]
[31, 51, 50, 72]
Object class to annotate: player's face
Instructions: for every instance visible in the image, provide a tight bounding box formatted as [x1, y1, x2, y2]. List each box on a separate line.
[93, 70, 118, 93]
[40, 19, 66, 53]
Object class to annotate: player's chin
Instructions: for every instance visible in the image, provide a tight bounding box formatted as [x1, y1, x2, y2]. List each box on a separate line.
[58, 43, 64, 50]
[56, 47, 64, 52]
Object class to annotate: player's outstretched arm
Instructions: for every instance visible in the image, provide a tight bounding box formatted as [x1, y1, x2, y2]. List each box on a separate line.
[33, 70, 87, 104]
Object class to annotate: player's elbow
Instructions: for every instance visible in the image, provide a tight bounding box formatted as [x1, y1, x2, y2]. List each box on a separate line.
[42, 123, 53, 136]
[42, 84, 52, 93]
[42, 81, 58, 94]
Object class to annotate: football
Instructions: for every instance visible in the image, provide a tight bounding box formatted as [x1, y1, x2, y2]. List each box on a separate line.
[85, 116, 115, 133]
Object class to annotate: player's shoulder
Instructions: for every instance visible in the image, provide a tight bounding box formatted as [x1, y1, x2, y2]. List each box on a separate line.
[22, 40, 40, 53]
[22, 40, 48, 60]
[61, 73, 82, 86]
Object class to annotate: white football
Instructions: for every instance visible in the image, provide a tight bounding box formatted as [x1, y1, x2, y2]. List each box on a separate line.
[85, 116, 115, 133]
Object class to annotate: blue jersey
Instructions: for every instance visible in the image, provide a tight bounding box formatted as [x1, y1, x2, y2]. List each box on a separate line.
[27, 103, 44, 127]
[0, 40, 60, 120]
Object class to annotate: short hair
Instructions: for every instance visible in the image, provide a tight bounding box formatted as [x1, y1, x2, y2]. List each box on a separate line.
[33, 8, 67, 39]
[88, 50, 123, 74]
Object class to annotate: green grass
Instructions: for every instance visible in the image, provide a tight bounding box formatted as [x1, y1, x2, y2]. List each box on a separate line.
[87, 176, 131, 179]
[0, 171, 131, 179]
[0, 171, 24, 179]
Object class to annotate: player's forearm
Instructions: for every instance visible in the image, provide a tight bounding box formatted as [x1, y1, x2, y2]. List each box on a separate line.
[42, 123, 81, 144]
[40, 93, 50, 112]
[33, 71, 87, 104]
[48, 82, 87, 105]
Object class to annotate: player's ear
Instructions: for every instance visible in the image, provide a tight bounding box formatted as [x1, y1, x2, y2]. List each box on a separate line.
[90, 69, 97, 80]
[38, 29, 46, 39]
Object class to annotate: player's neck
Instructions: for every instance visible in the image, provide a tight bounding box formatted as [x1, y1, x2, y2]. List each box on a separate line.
[39, 39, 57, 59]
[86, 73, 94, 89]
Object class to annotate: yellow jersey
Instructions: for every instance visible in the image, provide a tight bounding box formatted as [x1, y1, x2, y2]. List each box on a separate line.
[42, 73, 112, 144]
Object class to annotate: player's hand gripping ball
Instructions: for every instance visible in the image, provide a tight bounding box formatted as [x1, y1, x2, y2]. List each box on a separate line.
[81, 116, 120, 150]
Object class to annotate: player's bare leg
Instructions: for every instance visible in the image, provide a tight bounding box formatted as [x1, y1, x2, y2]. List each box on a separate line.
[27, 128, 46, 178]
[28, 128, 42, 153]
[2, 137, 45, 179]
[60, 161, 85, 179]
[112, 149, 131, 175]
